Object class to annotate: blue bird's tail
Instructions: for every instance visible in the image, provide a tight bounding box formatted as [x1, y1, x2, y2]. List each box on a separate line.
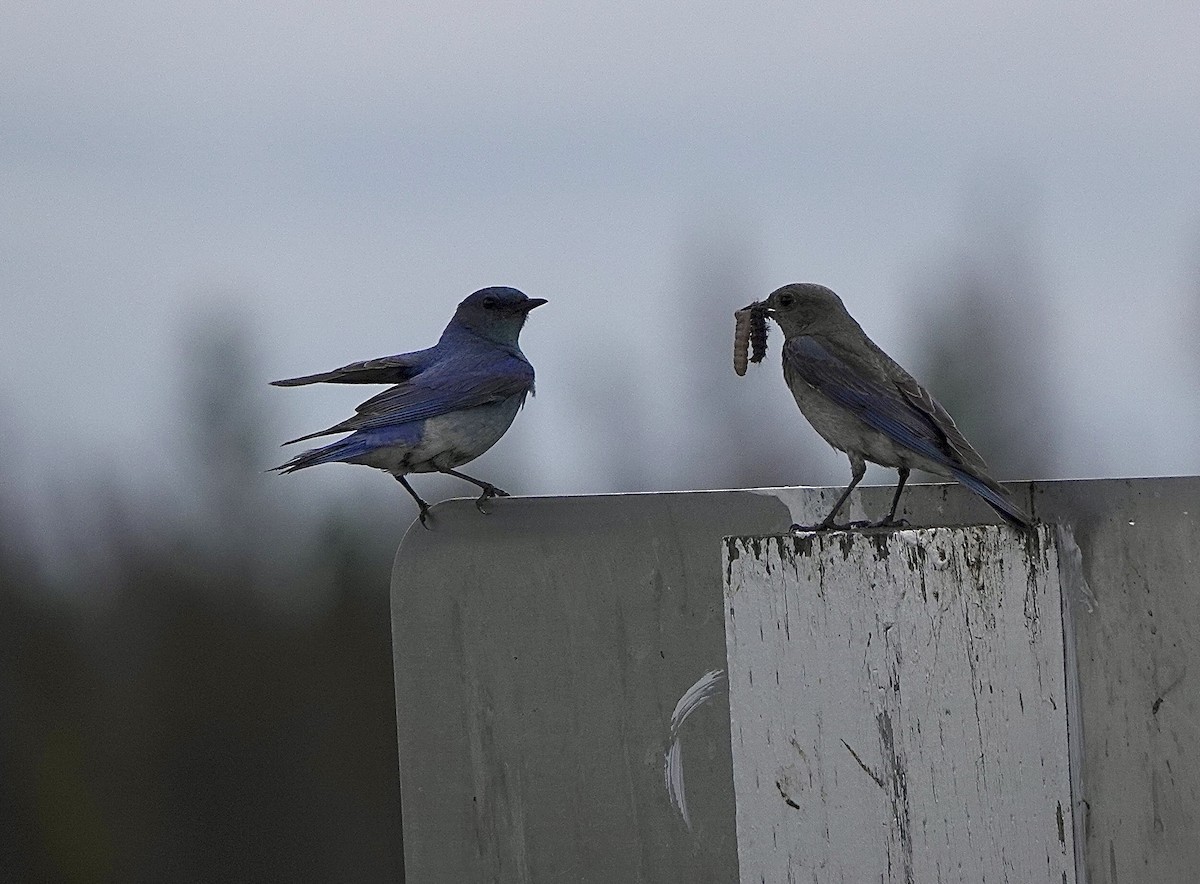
[949, 468, 1032, 529]
[271, 434, 377, 474]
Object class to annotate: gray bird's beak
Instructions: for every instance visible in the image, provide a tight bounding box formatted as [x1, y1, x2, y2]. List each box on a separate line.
[522, 298, 548, 312]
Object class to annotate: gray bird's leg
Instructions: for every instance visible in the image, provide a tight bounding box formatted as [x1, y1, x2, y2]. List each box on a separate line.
[396, 475, 433, 529]
[872, 467, 911, 528]
[440, 468, 510, 514]
[791, 456, 867, 532]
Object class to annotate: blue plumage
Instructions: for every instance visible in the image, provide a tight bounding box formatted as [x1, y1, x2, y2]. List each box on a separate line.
[272, 286, 546, 526]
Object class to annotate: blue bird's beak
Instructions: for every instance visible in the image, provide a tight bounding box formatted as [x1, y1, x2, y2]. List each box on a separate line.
[522, 298, 548, 312]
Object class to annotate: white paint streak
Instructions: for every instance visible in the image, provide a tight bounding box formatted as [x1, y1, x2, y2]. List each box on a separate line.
[747, 486, 868, 528]
[1056, 523, 1097, 613]
[664, 668, 727, 831]
[505, 763, 532, 884]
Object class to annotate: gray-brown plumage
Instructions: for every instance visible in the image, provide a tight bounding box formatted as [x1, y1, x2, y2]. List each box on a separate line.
[764, 282, 1031, 530]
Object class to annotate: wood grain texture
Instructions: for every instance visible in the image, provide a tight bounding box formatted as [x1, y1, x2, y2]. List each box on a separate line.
[724, 525, 1075, 883]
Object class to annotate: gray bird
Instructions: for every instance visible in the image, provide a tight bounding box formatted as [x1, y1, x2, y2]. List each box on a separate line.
[763, 282, 1031, 530]
[271, 286, 545, 526]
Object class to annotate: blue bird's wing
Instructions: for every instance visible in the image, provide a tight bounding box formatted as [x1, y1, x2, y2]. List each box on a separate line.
[271, 347, 437, 387]
[350, 355, 534, 429]
[782, 335, 977, 472]
[282, 352, 534, 444]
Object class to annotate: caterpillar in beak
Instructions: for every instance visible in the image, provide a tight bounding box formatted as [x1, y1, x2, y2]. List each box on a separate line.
[733, 301, 769, 376]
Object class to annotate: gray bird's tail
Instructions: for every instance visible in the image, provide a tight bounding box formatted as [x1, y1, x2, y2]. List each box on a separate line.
[950, 468, 1032, 530]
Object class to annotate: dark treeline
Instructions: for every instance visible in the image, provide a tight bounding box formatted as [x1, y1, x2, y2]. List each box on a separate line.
[1, 318, 406, 883]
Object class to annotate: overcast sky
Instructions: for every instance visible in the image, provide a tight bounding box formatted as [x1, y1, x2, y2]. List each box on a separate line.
[4, 2, 1199, 513]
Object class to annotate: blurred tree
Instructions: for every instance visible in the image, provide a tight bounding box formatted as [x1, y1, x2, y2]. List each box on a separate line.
[0, 478, 114, 882]
[1, 310, 405, 881]
[661, 225, 833, 491]
[178, 308, 273, 574]
[910, 191, 1060, 481]
[572, 368, 659, 493]
[1190, 224, 1200, 449]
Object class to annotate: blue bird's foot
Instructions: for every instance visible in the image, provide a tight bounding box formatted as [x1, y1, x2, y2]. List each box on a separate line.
[870, 515, 910, 529]
[436, 468, 512, 516]
[474, 483, 510, 515]
[417, 503, 433, 530]
[396, 475, 434, 530]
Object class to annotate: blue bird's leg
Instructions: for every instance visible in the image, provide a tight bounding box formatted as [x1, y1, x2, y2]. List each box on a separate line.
[396, 475, 433, 529]
[872, 467, 911, 528]
[440, 468, 510, 514]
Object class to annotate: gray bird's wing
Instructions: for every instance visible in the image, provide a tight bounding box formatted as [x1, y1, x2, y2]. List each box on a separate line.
[889, 367, 991, 476]
[282, 353, 534, 444]
[271, 347, 437, 387]
[783, 335, 988, 474]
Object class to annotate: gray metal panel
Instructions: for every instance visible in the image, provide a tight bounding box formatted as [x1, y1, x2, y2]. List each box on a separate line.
[1046, 477, 1200, 884]
[392, 476, 1200, 882]
[724, 526, 1074, 883]
[392, 491, 791, 883]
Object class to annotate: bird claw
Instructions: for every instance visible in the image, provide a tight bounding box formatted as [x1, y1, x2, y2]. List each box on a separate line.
[789, 519, 871, 534]
[474, 484, 509, 514]
[789, 522, 831, 534]
[418, 506, 433, 529]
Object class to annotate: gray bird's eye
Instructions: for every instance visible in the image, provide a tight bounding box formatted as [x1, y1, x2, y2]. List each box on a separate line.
[482, 296, 498, 309]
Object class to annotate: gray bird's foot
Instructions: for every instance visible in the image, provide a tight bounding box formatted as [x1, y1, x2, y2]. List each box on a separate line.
[789, 519, 872, 534]
[474, 484, 510, 515]
[417, 504, 433, 529]
[789, 522, 838, 534]
[870, 516, 910, 529]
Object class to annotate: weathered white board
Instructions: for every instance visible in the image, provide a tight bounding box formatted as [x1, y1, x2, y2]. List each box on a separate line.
[723, 525, 1075, 884]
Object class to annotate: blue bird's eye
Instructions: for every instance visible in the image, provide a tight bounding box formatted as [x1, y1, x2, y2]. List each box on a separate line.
[482, 296, 498, 310]
[779, 293, 794, 308]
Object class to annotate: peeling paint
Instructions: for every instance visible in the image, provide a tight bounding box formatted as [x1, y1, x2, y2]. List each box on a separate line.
[841, 738, 886, 792]
[876, 709, 915, 884]
[724, 523, 1075, 881]
[784, 532, 814, 562]
[724, 537, 742, 585]
[868, 531, 892, 560]
[775, 780, 801, 810]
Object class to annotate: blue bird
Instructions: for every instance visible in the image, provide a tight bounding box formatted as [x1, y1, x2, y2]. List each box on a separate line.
[271, 286, 546, 526]
[763, 283, 1031, 531]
